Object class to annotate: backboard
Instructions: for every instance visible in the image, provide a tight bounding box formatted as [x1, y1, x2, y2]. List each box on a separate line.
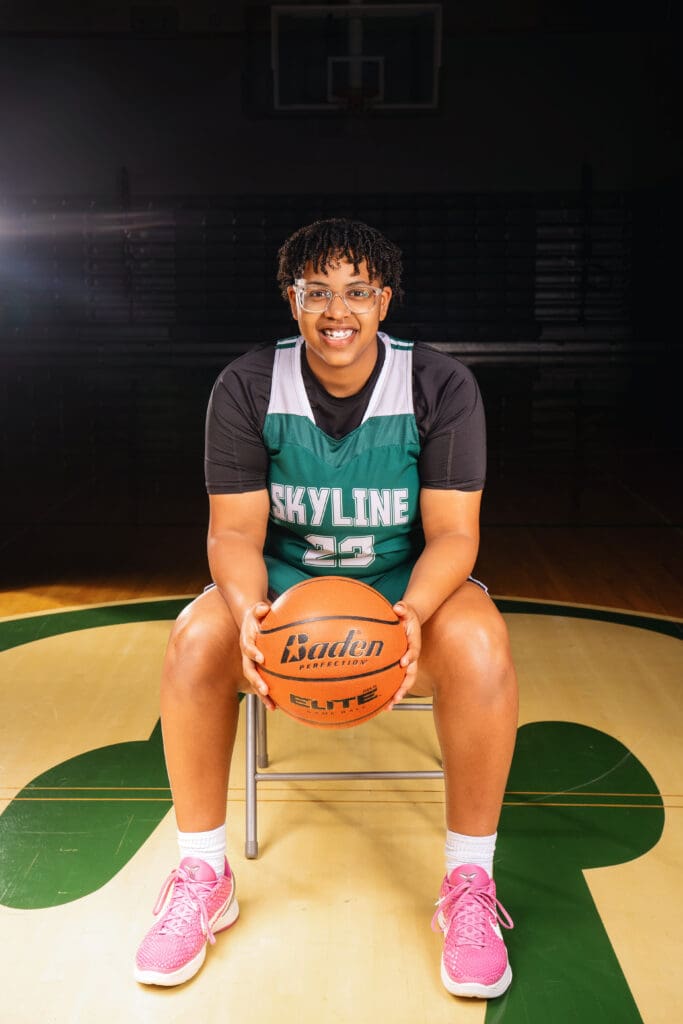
[271, 4, 442, 112]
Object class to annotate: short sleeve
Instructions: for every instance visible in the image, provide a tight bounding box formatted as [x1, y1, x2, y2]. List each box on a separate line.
[413, 348, 486, 491]
[204, 347, 274, 494]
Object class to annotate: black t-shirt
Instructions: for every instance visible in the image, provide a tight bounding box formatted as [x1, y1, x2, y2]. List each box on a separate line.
[205, 339, 486, 494]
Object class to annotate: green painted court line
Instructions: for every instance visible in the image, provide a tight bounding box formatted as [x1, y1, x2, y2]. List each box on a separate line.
[0, 598, 188, 653]
[13, 786, 175, 794]
[496, 597, 683, 639]
[0, 596, 679, 654]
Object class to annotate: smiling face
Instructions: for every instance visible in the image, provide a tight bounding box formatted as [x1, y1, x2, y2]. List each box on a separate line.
[286, 258, 392, 397]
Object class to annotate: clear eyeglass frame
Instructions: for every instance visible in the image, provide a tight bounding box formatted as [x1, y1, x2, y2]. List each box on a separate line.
[294, 279, 384, 314]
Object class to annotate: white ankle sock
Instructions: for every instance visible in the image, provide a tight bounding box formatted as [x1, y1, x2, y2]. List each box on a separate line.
[177, 824, 226, 876]
[445, 829, 497, 878]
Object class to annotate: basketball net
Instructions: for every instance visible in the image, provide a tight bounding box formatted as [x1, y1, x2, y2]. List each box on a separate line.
[332, 85, 376, 116]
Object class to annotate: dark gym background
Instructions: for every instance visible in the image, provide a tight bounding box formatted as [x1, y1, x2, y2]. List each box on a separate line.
[1, 2, 680, 608]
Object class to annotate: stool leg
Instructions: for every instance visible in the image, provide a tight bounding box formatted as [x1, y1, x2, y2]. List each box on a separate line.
[257, 697, 269, 769]
[245, 694, 258, 859]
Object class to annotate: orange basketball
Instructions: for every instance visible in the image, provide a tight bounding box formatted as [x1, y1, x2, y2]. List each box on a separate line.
[256, 576, 407, 729]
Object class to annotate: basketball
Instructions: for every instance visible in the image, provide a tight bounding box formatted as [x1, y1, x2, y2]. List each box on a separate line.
[255, 576, 407, 728]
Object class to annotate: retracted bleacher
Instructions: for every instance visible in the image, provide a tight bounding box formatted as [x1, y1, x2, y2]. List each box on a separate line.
[0, 189, 673, 529]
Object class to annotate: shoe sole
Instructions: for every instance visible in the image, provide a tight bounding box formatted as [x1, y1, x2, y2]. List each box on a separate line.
[134, 894, 240, 987]
[440, 959, 512, 999]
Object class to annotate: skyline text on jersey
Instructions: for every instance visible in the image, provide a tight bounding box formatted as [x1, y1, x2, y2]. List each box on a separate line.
[270, 484, 410, 527]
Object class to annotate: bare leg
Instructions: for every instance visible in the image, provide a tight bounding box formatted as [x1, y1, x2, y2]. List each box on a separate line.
[159, 587, 246, 832]
[412, 582, 518, 835]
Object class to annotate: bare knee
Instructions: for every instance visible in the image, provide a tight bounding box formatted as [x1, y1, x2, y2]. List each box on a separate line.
[425, 600, 517, 704]
[456, 610, 513, 677]
[162, 599, 242, 698]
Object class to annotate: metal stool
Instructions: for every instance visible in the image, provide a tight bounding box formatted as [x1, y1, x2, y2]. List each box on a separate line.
[244, 692, 443, 858]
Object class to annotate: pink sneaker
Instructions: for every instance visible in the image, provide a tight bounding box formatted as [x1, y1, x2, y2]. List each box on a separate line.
[134, 857, 239, 986]
[431, 864, 513, 999]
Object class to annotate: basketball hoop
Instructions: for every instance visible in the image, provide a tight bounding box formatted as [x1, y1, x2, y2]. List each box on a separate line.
[271, 5, 442, 113]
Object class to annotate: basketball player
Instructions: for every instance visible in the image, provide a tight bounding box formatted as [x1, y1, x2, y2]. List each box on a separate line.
[135, 219, 518, 999]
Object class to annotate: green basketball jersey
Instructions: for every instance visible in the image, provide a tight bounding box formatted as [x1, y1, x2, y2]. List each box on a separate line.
[263, 333, 424, 587]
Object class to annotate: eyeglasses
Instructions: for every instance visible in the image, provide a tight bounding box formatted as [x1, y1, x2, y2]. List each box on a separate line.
[294, 280, 383, 314]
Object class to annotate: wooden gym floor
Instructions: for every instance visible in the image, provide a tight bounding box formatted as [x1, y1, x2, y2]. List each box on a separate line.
[0, 453, 681, 1024]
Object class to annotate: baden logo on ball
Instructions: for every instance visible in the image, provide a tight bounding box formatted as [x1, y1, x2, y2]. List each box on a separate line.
[256, 577, 407, 728]
[278, 627, 385, 666]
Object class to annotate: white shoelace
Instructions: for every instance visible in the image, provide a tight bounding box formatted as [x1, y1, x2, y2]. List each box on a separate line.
[152, 865, 218, 944]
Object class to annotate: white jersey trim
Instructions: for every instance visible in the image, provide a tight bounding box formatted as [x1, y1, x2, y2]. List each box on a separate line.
[266, 337, 315, 422]
[266, 333, 414, 422]
[363, 332, 414, 421]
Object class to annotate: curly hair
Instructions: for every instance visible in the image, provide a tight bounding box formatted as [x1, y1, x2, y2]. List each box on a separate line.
[276, 217, 404, 303]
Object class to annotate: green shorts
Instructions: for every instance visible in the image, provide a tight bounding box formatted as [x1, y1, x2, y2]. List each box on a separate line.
[264, 555, 488, 606]
[264, 556, 415, 606]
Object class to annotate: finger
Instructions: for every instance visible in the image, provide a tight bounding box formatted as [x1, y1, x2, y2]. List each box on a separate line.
[400, 635, 421, 665]
[242, 656, 269, 696]
[259, 692, 277, 711]
[246, 668, 276, 711]
[387, 682, 412, 710]
[245, 680, 276, 712]
[244, 639, 264, 664]
[387, 658, 418, 709]
[243, 603, 271, 659]
[393, 604, 415, 641]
